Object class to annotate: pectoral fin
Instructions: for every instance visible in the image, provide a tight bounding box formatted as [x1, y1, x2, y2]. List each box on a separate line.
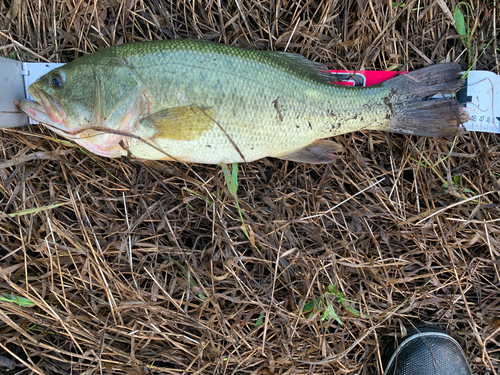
[140, 105, 216, 141]
[278, 140, 343, 164]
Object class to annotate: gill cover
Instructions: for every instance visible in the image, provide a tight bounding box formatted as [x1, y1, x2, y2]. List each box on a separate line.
[92, 61, 144, 128]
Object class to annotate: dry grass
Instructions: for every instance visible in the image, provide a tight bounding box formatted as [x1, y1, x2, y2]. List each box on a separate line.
[1, 0, 500, 374]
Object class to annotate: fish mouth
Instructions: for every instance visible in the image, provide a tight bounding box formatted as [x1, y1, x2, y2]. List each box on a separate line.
[19, 86, 67, 130]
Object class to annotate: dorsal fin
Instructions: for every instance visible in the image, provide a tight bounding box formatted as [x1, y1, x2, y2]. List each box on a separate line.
[266, 51, 332, 84]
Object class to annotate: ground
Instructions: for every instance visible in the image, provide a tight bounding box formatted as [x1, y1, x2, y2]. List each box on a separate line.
[0, 0, 499, 374]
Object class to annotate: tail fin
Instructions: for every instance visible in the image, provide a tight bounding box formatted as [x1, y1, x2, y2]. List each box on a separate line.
[382, 63, 469, 137]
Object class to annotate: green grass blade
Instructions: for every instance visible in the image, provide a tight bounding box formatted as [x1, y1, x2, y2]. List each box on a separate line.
[0, 294, 35, 307]
[221, 163, 238, 197]
[7, 203, 68, 217]
[221, 163, 252, 239]
[231, 163, 239, 191]
[182, 187, 214, 205]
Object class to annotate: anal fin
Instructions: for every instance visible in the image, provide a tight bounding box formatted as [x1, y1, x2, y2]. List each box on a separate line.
[278, 140, 343, 164]
[140, 105, 216, 141]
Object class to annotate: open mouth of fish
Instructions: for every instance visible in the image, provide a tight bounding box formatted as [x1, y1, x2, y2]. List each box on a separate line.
[19, 87, 68, 134]
[19, 86, 135, 157]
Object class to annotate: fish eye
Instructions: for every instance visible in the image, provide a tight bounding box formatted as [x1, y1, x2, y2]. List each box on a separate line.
[50, 74, 64, 88]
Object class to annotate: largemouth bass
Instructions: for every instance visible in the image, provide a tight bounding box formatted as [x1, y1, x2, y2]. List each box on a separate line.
[19, 39, 468, 164]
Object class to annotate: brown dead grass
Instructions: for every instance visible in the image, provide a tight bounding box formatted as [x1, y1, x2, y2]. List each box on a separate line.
[1, 0, 500, 374]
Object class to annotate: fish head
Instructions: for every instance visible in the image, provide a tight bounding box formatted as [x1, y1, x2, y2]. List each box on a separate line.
[19, 59, 144, 157]
[20, 65, 95, 132]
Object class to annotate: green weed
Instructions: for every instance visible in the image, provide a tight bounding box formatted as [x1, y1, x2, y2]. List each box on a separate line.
[302, 285, 369, 325]
[442, 175, 475, 194]
[182, 187, 213, 209]
[254, 313, 264, 327]
[0, 294, 35, 307]
[453, 2, 474, 68]
[221, 163, 250, 240]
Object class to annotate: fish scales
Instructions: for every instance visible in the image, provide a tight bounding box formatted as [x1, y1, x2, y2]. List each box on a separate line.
[119, 40, 386, 162]
[19, 39, 468, 164]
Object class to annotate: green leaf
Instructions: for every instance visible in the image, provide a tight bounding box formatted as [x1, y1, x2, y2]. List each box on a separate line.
[326, 285, 344, 302]
[327, 284, 337, 294]
[197, 292, 206, 300]
[302, 285, 370, 323]
[322, 303, 343, 325]
[454, 6, 466, 36]
[302, 297, 321, 313]
[344, 305, 362, 316]
[8, 51, 27, 60]
[221, 163, 238, 197]
[255, 313, 264, 327]
[0, 294, 35, 307]
[232, 163, 239, 192]
[220, 163, 252, 241]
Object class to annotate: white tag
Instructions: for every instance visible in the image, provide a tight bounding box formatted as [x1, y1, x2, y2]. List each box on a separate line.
[459, 71, 500, 133]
